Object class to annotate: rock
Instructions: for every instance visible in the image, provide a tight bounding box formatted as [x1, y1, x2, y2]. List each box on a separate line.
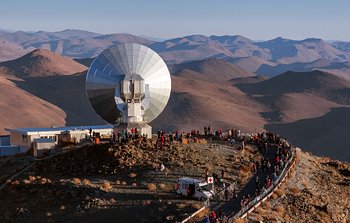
[166, 215, 175, 221]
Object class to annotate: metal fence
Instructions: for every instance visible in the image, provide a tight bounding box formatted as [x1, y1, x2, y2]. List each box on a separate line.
[229, 147, 297, 222]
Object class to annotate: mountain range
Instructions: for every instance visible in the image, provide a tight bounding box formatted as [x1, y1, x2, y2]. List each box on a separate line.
[0, 30, 350, 161]
[1, 29, 350, 79]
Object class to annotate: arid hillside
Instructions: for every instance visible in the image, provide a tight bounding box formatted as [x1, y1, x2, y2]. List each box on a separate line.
[0, 49, 87, 77]
[248, 150, 350, 223]
[0, 73, 66, 134]
[170, 58, 254, 81]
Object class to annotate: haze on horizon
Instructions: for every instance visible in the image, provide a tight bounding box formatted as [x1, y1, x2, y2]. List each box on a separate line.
[0, 0, 349, 41]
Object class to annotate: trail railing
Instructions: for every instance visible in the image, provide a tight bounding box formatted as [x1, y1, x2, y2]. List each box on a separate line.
[228, 147, 297, 222]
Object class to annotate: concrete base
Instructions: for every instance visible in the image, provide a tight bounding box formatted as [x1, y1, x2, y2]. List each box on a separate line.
[114, 123, 152, 139]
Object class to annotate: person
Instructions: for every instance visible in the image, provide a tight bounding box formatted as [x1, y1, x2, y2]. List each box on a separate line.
[204, 215, 210, 223]
[255, 176, 260, 189]
[256, 160, 260, 172]
[89, 128, 92, 137]
[230, 137, 235, 145]
[240, 195, 246, 208]
[224, 188, 229, 201]
[210, 210, 216, 223]
[205, 169, 209, 181]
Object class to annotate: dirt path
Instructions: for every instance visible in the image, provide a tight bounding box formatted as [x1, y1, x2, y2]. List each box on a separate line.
[211, 142, 276, 218]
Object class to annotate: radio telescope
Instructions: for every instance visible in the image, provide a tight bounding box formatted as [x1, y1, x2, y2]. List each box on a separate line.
[86, 43, 171, 138]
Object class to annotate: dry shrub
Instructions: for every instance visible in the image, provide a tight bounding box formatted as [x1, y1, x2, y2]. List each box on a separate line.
[266, 211, 277, 220]
[129, 172, 137, 178]
[257, 206, 267, 215]
[192, 203, 202, 209]
[244, 145, 255, 153]
[198, 139, 207, 144]
[147, 183, 157, 190]
[206, 164, 213, 172]
[262, 201, 271, 209]
[288, 169, 296, 179]
[158, 183, 166, 190]
[102, 181, 112, 191]
[122, 181, 127, 185]
[295, 151, 303, 164]
[239, 170, 248, 179]
[82, 179, 91, 186]
[330, 168, 339, 177]
[29, 175, 36, 182]
[116, 180, 121, 185]
[301, 179, 309, 188]
[271, 192, 279, 199]
[289, 186, 300, 194]
[241, 165, 251, 173]
[131, 182, 137, 187]
[72, 178, 81, 185]
[319, 211, 330, 222]
[275, 205, 285, 216]
[284, 214, 291, 221]
[275, 185, 285, 196]
[253, 214, 263, 222]
[177, 203, 186, 209]
[234, 218, 245, 223]
[193, 207, 209, 220]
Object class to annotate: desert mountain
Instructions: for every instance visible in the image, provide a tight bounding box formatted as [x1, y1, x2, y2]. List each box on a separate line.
[171, 58, 255, 81]
[0, 49, 87, 77]
[267, 107, 350, 161]
[0, 73, 66, 134]
[237, 70, 350, 97]
[226, 56, 276, 73]
[14, 73, 106, 126]
[149, 35, 235, 64]
[255, 58, 350, 80]
[233, 70, 350, 160]
[236, 70, 350, 121]
[1, 30, 350, 81]
[0, 30, 153, 60]
[0, 50, 102, 133]
[330, 40, 350, 52]
[0, 40, 34, 62]
[255, 37, 350, 63]
[151, 74, 267, 132]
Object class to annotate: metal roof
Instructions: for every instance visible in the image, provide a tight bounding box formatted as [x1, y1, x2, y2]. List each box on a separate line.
[5, 125, 113, 135]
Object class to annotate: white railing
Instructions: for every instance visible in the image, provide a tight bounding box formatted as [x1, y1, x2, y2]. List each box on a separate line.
[228, 147, 297, 222]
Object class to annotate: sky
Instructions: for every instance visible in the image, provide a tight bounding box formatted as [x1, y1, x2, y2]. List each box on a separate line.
[0, 0, 349, 41]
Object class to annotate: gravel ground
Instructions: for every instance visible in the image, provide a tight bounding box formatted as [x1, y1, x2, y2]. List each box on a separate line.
[0, 139, 261, 223]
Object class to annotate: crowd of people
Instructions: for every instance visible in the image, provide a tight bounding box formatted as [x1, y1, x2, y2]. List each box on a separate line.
[204, 209, 229, 223]
[201, 131, 294, 222]
[239, 132, 294, 210]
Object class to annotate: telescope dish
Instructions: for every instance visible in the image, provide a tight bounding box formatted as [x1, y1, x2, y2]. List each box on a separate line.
[86, 43, 171, 125]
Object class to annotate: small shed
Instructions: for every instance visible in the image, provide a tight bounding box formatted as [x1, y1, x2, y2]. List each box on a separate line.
[33, 138, 55, 157]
